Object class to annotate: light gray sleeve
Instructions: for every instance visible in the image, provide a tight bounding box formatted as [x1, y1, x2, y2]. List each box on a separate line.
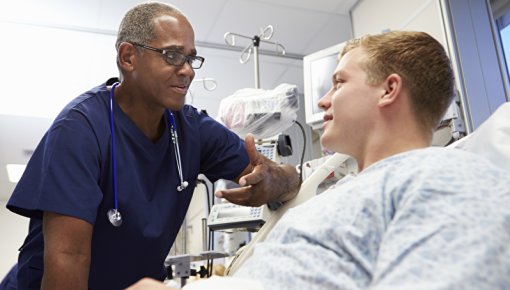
[370, 156, 510, 290]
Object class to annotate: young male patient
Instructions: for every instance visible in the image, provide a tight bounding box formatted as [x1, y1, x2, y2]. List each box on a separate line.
[128, 31, 510, 290]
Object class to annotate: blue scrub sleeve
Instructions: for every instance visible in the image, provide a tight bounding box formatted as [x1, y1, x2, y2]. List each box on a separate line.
[0, 264, 17, 290]
[198, 115, 249, 182]
[8, 108, 103, 225]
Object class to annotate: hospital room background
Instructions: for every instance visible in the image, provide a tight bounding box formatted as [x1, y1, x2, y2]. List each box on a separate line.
[1, 0, 509, 280]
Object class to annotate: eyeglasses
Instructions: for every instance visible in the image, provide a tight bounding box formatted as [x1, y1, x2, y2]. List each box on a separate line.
[130, 42, 205, 69]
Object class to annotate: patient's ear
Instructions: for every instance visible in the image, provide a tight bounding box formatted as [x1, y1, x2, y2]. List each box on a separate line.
[378, 73, 402, 107]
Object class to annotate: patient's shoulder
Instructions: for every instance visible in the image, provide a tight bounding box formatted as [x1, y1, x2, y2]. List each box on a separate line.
[369, 147, 510, 194]
[366, 147, 488, 174]
[403, 147, 503, 171]
[415, 147, 508, 179]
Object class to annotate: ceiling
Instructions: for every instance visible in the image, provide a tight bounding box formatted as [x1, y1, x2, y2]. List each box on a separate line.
[0, 0, 359, 201]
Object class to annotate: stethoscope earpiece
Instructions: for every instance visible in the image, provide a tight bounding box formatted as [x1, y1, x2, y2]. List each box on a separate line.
[107, 82, 188, 227]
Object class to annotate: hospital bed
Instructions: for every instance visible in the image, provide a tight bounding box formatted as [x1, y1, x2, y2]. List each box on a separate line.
[225, 101, 510, 276]
[184, 102, 510, 290]
[183, 102, 510, 289]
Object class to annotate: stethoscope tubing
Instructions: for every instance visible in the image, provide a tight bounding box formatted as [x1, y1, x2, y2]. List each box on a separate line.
[107, 82, 187, 227]
[109, 82, 120, 211]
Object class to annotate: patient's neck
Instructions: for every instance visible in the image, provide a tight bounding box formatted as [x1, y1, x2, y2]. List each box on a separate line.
[356, 124, 431, 172]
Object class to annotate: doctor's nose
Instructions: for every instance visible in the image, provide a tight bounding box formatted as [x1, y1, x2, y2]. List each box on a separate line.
[177, 62, 196, 77]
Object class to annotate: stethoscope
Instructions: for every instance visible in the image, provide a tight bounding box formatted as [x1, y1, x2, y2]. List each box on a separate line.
[107, 82, 188, 227]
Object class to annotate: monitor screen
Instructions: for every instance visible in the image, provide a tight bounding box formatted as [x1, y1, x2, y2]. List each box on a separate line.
[303, 42, 346, 129]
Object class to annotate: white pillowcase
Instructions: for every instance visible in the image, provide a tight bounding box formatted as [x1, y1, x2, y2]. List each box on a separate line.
[449, 102, 510, 172]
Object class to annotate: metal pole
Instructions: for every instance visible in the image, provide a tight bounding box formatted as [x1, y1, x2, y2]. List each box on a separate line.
[202, 218, 208, 251]
[182, 218, 187, 254]
[253, 36, 261, 89]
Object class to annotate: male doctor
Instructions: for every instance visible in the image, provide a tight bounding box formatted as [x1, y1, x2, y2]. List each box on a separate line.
[2, 2, 299, 290]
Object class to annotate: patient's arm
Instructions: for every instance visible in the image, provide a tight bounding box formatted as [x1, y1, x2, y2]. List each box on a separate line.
[125, 278, 175, 290]
[126, 277, 263, 290]
[370, 170, 510, 289]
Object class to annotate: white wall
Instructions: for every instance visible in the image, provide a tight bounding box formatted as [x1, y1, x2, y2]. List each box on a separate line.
[351, 0, 447, 46]
[0, 201, 29, 279]
[0, 0, 309, 121]
[0, 20, 304, 120]
[0, 22, 118, 119]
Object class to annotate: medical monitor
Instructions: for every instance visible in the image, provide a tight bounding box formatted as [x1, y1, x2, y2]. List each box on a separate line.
[303, 42, 346, 130]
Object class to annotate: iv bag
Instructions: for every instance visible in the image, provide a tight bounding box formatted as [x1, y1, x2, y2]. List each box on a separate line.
[217, 83, 299, 139]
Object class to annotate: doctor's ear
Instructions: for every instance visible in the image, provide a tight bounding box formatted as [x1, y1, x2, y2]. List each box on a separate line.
[117, 42, 137, 72]
[378, 73, 402, 107]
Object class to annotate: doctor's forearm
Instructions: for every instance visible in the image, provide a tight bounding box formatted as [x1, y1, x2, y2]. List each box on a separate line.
[41, 251, 90, 290]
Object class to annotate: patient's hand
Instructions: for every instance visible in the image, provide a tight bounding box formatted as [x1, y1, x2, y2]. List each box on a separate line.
[125, 278, 175, 290]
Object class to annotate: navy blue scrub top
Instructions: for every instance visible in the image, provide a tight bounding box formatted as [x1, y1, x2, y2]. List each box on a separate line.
[7, 81, 249, 290]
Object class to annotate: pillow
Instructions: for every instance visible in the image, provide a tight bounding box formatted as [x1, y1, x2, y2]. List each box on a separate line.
[449, 102, 510, 172]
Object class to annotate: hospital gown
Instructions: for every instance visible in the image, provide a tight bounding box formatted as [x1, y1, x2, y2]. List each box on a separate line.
[234, 147, 510, 289]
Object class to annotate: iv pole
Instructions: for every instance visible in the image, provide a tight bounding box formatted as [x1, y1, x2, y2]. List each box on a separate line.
[187, 77, 217, 105]
[224, 25, 286, 89]
[192, 77, 217, 91]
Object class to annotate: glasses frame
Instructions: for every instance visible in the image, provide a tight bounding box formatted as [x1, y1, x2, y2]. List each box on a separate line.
[129, 42, 205, 69]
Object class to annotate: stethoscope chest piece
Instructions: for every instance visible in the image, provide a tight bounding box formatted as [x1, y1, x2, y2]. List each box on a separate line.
[107, 208, 123, 227]
[177, 181, 189, 192]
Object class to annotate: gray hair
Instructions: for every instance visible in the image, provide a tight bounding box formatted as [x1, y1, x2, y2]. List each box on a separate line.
[115, 2, 185, 50]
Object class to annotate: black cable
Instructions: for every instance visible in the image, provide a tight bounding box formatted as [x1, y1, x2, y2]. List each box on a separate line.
[268, 121, 307, 211]
[293, 120, 306, 185]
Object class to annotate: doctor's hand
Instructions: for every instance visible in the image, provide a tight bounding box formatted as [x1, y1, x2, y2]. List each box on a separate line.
[215, 134, 300, 207]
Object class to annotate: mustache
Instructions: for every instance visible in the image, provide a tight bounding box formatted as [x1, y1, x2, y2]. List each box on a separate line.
[181, 77, 192, 87]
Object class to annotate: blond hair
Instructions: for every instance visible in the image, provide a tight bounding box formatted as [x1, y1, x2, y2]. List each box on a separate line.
[343, 31, 454, 130]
